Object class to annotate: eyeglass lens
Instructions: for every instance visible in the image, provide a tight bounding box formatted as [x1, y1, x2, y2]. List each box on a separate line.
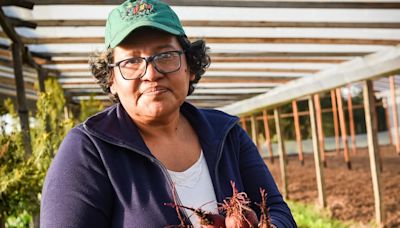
[118, 51, 182, 79]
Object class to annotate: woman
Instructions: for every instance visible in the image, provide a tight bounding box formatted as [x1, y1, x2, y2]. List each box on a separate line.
[40, 0, 296, 227]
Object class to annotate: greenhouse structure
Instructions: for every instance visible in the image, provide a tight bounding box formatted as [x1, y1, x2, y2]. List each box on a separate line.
[0, 0, 399, 227]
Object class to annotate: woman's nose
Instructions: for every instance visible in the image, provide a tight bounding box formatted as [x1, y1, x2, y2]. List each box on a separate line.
[141, 62, 164, 81]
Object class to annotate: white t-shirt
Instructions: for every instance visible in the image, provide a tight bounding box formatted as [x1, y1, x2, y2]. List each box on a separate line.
[167, 151, 219, 228]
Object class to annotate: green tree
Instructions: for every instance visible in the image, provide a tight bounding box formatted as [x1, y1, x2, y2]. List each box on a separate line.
[0, 78, 74, 227]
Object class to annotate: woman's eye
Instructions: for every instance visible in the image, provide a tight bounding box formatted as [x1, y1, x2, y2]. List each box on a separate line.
[121, 58, 142, 67]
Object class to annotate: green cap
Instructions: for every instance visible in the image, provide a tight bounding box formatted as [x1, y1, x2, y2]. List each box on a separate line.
[105, 0, 186, 48]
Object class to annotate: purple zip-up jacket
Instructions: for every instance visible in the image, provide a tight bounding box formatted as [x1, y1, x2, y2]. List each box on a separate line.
[40, 102, 296, 228]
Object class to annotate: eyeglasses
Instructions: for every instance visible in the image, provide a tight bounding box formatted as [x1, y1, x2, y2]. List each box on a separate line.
[109, 50, 184, 80]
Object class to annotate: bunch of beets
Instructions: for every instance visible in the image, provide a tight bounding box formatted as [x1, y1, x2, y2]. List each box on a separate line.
[165, 181, 273, 228]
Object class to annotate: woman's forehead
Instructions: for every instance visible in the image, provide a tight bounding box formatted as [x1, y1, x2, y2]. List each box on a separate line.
[115, 29, 181, 56]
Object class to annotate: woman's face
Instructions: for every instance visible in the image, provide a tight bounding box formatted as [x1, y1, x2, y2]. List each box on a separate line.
[110, 29, 194, 122]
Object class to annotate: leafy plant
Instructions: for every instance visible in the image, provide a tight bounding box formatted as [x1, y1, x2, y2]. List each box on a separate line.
[0, 78, 74, 227]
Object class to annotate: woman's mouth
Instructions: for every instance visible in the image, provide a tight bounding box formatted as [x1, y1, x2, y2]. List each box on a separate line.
[141, 86, 168, 95]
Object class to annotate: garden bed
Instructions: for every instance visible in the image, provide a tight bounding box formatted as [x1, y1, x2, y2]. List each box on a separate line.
[266, 145, 400, 227]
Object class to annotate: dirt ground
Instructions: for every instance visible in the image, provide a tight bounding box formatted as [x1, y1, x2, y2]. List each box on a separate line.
[265, 145, 400, 227]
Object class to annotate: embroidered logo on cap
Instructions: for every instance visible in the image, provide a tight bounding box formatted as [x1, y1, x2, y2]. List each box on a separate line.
[121, 0, 154, 20]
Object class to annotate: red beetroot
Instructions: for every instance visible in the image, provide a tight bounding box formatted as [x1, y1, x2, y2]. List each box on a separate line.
[165, 203, 226, 228]
[222, 181, 259, 228]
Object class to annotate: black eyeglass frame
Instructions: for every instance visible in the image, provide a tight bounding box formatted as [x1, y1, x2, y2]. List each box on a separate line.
[108, 50, 185, 80]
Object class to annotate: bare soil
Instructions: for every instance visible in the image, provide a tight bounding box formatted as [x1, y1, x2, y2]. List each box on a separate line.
[266, 145, 400, 227]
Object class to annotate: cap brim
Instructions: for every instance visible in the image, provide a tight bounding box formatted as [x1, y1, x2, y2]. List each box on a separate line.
[108, 21, 183, 48]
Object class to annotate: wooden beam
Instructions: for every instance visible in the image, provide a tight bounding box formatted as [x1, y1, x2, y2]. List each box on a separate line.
[208, 68, 318, 74]
[38, 68, 46, 93]
[31, 0, 400, 8]
[308, 95, 327, 208]
[11, 42, 32, 156]
[34, 19, 105, 27]
[0, 0, 34, 9]
[200, 76, 295, 84]
[212, 57, 346, 64]
[0, 9, 23, 44]
[219, 45, 400, 115]
[39, 51, 369, 58]
[262, 110, 274, 163]
[184, 20, 400, 29]
[292, 100, 304, 165]
[22, 36, 400, 45]
[336, 88, 352, 169]
[211, 52, 370, 58]
[314, 94, 327, 167]
[44, 57, 345, 65]
[250, 114, 259, 150]
[33, 19, 400, 29]
[330, 89, 341, 156]
[383, 97, 393, 145]
[274, 108, 288, 200]
[363, 80, 384, 226]
[7, 17, 37, 29]
[347, 84, 357, 154]
[240, 117, 247, 132]
[389, 76, 400, 154]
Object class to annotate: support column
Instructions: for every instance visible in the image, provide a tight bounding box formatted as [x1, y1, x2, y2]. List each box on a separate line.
[314, 94, 326, 167]
[331, 90, 340, 155]
[347, 85, 357, 154]
[250, 114, 259, 150]
[274, 108, 288, 199]
[363, 80, 384, 226]
[11, 42, 32, 156]
[240, 117, 247, 132]
[389, 76, 400, 154]
[37, 68, 46, 93]
[292, 100, 304, 165]
[383, 97, 393, 145]
[262, 110, 274, 163]
[309, 96, 327, 208]
[336, 88, 352, 169]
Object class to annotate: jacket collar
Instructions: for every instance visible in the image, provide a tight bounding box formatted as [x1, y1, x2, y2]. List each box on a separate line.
[83, 102, 239, 164]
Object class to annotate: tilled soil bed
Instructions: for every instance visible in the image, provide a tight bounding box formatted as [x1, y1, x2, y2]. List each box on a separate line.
[265, 145, 400, 227]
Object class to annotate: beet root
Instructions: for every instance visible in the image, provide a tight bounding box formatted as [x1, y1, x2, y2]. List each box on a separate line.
[222, 181, 259, 228]
[165, 202, 226, 228]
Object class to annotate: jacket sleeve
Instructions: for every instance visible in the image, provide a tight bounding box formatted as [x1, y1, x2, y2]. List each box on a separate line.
[236, 125, 297, 228]
[40, 127, 113, 228]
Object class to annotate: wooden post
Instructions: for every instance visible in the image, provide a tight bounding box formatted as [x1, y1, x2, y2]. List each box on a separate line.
[330, 90, 341, 155]
[11, 42, 32, 156]
[292, 100, 304, 165]
[314, 94, 327, 167]
[0, 216, 5, 228]
[241, 117, 247, 132]
[263, 110, 274, 163]
[383, 97, 393, 145]
[274, 108, 288, 199]
[389, 76, 400, 154]
[308, 96, 327, 208]
[250, 114, 259, 149]
[347, 85, 357, 154]
[336, 88, 352, 169]
[38, 68, 46, 93]
[363, 80, 384, 226]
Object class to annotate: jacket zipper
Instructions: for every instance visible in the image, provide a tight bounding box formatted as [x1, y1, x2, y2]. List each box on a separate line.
[88, 136, 192, 225]
[213, 119, 239, 203]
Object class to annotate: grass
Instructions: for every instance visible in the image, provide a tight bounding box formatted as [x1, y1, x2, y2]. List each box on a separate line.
[287, 200, 351, 228]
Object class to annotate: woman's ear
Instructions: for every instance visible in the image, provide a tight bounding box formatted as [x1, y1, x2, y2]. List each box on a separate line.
[109, 71, 117, 95]
[189, 72, 196, 81]
[110, 84, 116, 95]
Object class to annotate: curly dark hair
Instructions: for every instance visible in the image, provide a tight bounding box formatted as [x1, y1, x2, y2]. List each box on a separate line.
[89, 36, 210, 103]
